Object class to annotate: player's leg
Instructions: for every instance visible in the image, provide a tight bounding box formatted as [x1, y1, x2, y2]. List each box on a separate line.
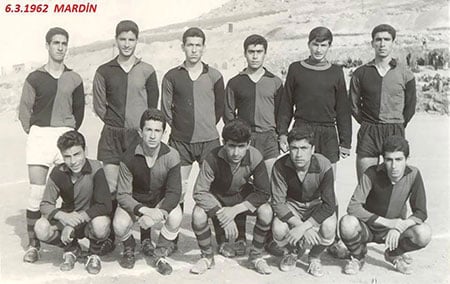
[272, 217, 299, 272]
[356, 156, 379, 180]
[248, 203, 273, 274]
[85, 216, 111, 274]
[190, 205, 215, 274]
[340, 215, 369, 275]
[113, 207, 136, 269]
[307, 213, 336, 277]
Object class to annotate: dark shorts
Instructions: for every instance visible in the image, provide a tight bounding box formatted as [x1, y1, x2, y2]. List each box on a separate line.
[358, 219, 390, 244]
[356, 122, 405, 157]
[97, 125, 141, 165]
[251, 130, 279, 160]
[169, 138, 220, 166]
[294, 120, 339, 163]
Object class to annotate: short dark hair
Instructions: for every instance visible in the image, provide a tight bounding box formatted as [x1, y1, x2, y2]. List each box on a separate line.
[382, 135, 409, 158]
[308, 26, 333, 44]
[57, 130, 86, 152]
[287, 125, 315, 145]
[222, 119, 251, 143]
[139, 108, 166, 130]
[116, 20, 139, 38]
[371, 24, 396, 41]
[182, 27, 205, 44]
[46, 27, 69, 44]
[243, 34, 268, 52]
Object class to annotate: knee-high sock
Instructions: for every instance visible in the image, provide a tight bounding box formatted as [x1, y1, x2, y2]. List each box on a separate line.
[341, 232, 367, 260]
[211, 216, 226, 245]
[235, 214, 247, 241]
[388, 237, 424, 257]
[193, 220, 213, 256]
[249, 217, 270, 260]
[26, 184, 45, 247]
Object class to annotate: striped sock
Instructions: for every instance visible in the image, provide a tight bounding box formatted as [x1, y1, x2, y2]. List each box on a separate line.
[342, 232, 366, 260]
[26, 210, 41, 248]
[249, 218, 270, 260]
[193, 221, 213, 256]
[388, 237, 423, 257]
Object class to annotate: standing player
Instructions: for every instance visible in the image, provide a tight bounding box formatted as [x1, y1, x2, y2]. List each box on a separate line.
[93, 20, 159, 250]
[114, 109, 182, 275]
[161, 27, 224, 214]
[224, 34, 283, 256]
[350, 24, 416, 179]
[18, 27, 85, 263]
[271, 126, 337, 277]
[34, 131, 112, 274]
[277, 26, 352, 258]
[340, 136, 430, 275]
[190, 119, 273, 275]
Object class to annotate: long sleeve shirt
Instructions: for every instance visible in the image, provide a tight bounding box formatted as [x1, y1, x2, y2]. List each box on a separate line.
[193, 146, 270, 216]
[347, 164, 427, 226]
[277, 60, 351, 148]
[271, 153, 336, 225]
[350, 58, 416, 126]
[19, 66, 85, 133]
[116, 143, 182, 217]
[224, 68, 283, 133]
[93, 57, 159, 129]
[161, 62, 224, 143]
[40, 159, 112, 221]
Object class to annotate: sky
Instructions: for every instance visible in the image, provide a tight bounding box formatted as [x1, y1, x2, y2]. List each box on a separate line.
[0, 0, 228, 66]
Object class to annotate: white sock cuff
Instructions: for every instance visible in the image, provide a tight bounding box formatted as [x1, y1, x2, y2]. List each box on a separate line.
[27, 184, 46, 211]
[161, 225, 178, 241]
[320, 236, 335, 246]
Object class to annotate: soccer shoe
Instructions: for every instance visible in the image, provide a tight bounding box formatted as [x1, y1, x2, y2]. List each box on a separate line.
[307, 258, 324, 277]
[234, 239, 247, 256]
[402, 253, 413, 264]
[190, 256, 215, 274]
[218, 242, 236, 258]
[265, 240, 287, 257]
[252, 258, 272, 275]
[279, 253, 297, 272]
[85, 254, 102, 275]
[327, 241, 350, 259]
[98, 237, 115, 256]
[141, 238, 155, 257]
[119, 247, 135, 269]
[156, 257, 173, 275]
[384, 250, 413, 274]
[60, 251, 77, 271]
[23, 246, 40, 263]
[344, 256, 365, 275]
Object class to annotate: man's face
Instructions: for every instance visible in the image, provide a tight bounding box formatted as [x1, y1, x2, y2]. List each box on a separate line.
[116, 31, 137, 58]
[372, 31, 394, 59]
[308, 39, 330, 62]
[61, 145, 86, 173]
[139, 119, 164, 150]
[384, 151, 407, 183]
[245, 44, 266, 70]
[289, 139, 314, 170]
[182, 37, 205, 65]
[46, 34, 68, 63]
[223, 140, 250, 164]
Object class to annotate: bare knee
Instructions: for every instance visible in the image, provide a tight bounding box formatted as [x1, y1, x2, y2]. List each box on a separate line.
[256, 203, 273, 226]
[272, 217, 288, 241]
[320, 213, 337, 239]
[113, 208, 133, 238]
[339, 215, 361, 239]
[191, 205, 208, 228]
[34, 218, 53, 241]
[90, 216, 111, 240]
[166, 205, 183, 231]
[408, 223, 432, 247]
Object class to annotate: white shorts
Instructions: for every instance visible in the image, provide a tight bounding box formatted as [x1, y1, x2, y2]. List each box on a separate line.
[26, 125, 73, 167]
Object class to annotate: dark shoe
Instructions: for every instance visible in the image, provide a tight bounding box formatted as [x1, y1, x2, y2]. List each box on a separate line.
[218, 242, 235, 258]
[85, 254, 102, 274]
[60, 251, 77, 271]
[119, 247, 135, 269]
[98, 237, 115, 256]
[279, 253, 297, 272]
[156, 257, 173, 275]
[265, 240, 286, 257]
[234, 239, 247, 256]
[141, 238, 155, 257]
[23, 246, 40, 263]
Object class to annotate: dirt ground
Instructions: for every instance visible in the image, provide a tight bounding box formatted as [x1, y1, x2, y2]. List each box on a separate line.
[0, 111, 449, 284]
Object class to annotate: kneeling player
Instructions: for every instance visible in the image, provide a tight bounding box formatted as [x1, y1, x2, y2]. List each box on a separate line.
[341, 135, 431, 275]
[190, 119, 273, 275]
[114, 109, 182, 275]
[271, 126, 336, 277]
[34, 130, 112, 274]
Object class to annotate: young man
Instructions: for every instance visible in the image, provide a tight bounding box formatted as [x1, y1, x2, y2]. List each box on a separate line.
[190, 119, 273, 275]
[350, 24, 416, 179]
[340, 135, 430, 275]
[34, 131, 112, 274]
[114, 109, 182, 275]
[18, 27, 85, 263]
[224, 34, 283, 257]
[93, 20, 159, 251]
[271, 126, 337, 277]
[277, 26, 352, 258]
[161, 27, 224, 213]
